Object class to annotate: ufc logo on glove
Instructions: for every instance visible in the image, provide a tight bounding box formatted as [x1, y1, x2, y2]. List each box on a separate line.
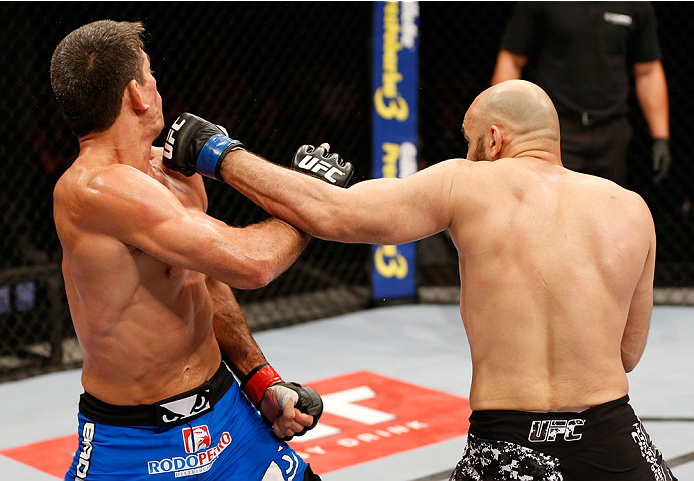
[291, 145, 354, 187]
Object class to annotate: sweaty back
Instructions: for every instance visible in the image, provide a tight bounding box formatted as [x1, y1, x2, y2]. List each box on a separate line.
[451, 158, 652, 410]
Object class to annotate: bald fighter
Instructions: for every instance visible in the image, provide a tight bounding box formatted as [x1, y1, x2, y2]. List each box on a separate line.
[51, 20, 323, 480]
[166, 80, 676, 479]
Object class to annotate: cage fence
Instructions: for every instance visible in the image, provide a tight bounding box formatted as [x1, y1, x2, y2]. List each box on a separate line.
[1, 2, 691, 381]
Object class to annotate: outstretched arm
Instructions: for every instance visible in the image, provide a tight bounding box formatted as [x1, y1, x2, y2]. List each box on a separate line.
[162, 113, 460, 247]
[220, 148, 460, 246]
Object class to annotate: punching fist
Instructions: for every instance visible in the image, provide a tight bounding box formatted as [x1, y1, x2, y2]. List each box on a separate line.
[264, 382, 324, 440]
[163, 112, 244, 181]
[241, 363, 323, 440]
[292, 144, 354, 187]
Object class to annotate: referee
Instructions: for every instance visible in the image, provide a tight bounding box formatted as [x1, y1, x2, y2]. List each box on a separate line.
[491, 1, 671, 187]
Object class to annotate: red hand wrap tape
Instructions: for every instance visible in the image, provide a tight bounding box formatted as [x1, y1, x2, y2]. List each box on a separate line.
[242, 363, 282, 406]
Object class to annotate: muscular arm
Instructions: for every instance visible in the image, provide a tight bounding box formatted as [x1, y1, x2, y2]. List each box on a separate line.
[621, 206, 656, 372]
[490, 49, 528, 85]
[206, 276, 266, 376]
[634, 60, 669, 139]
[220, 150, 461, 246]
[207, 276, 318, 439]
[82, 165, 309, 288]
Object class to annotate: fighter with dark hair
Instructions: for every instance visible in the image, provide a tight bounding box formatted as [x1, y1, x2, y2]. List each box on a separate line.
[51, 20, 326, 480]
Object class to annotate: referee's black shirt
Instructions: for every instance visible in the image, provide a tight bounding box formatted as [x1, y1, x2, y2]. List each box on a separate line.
[500, 2, 662, 119]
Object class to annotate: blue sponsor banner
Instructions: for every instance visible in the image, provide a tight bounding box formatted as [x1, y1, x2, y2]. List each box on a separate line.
[371, 1, 419, 301]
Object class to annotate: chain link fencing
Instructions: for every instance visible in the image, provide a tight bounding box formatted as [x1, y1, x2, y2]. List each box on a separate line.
[1, 2, 692, 381]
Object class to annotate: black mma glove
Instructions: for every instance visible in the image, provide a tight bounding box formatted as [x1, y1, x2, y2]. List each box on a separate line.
[163, 112, 244, 181]
[267, 382, 324, 439]
[240, 362, 323, 440]
[652, 138, 672, 184]
[292, 144, 354, 187]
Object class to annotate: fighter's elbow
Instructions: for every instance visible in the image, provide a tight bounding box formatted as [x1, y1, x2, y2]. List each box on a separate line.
[309, 218, 342, 241]
[294, 203, 344, 241]
[621, 350, 642, 374]
[231, 257, 277, 289]
[245, 270, 274, 289]
[228, 272, 267, 290]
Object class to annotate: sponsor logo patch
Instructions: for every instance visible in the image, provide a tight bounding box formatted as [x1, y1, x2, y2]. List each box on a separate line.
[155, 389, 212, 427]
[182, 425, 211, 454]
[147, 431, 231, 477]
[528, 419, 585, 442]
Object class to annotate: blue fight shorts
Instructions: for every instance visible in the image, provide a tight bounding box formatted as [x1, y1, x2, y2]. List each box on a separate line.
[65, 362, 318, 480]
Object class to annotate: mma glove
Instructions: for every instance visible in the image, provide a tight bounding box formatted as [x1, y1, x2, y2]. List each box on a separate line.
[163, 112, 245, 181]
[241, 362, 323, 440]
[652, 138, 672, 184]
[292, 144, 354, 187]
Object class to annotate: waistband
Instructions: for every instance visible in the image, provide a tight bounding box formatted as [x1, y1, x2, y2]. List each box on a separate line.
[468, 395, 635, 456]
[79, 362, 235, 428]
[558, 110, 627, 127]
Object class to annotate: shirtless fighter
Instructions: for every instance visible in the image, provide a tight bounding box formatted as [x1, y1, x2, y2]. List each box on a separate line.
[165, 80, 676, 479]
[51, 20, 324, 480]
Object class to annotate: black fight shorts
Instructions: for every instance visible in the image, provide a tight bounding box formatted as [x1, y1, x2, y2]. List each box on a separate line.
[450, 395, 676, 481]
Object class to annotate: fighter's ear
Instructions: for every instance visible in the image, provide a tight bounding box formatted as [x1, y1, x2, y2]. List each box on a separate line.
[125, 79, 148, 112]
[489, 124, 504, 160]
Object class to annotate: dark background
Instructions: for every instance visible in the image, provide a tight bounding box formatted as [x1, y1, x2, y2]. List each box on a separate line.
[1, 2, 691, 380]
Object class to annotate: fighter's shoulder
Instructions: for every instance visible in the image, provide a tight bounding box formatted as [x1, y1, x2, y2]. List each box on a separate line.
[421, 157, 494, 188]
[597, 178, 650, 211]
[590, 177, 654, 227]
[429, 157, 516, 193]
[619, 186, 654, 227]
[430, 157, 493, 177]
[87, 163, 161, 201]
[57, 162, 164, 220]
[422, 157, 546, 189]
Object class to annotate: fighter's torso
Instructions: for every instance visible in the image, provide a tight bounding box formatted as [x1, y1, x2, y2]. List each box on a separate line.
[54, 151, 221, 405]
[450, 159, 649, 411]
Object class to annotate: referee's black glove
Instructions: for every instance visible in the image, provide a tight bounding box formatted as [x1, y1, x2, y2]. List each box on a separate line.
[652, 138, 672, 184]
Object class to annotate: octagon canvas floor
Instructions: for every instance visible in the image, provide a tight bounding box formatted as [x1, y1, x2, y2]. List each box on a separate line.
[0, 304, 692, 480]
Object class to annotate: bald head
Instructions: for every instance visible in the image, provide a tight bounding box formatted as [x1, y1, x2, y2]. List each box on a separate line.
[463, 80, 561, 161]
